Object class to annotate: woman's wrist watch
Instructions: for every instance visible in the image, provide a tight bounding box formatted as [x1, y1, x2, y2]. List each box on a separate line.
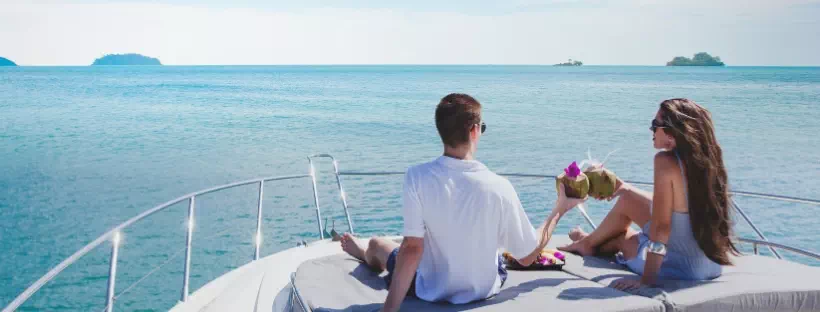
[647, 240, 667, 256]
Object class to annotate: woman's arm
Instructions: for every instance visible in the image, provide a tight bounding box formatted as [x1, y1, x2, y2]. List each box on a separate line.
[642, 152, 677, 285]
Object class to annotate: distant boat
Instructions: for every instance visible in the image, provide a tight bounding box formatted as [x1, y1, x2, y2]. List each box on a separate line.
[667, 52, 725, 66]
[554, 59, 583, 66]
[0, 56, 17, 66]
[92, 53, 162, 66]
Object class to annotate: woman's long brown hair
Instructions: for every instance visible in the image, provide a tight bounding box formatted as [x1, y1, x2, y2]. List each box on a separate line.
[659, 98, 739, 265]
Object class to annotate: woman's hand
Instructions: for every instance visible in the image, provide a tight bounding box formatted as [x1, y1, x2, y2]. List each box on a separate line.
[556, 184, 587, 214]
[595, 176, 630, 202]
[586, 164, 628, 201]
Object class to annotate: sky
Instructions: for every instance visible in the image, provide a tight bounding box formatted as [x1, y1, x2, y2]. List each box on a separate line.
[1, 0, 819, 66]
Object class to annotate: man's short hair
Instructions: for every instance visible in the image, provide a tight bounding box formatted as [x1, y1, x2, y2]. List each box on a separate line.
[435, 93, 482, 148]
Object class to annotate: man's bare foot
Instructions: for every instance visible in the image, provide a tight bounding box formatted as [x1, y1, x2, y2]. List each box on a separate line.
[568, 226, 589, 242]
[340, 233, 367, 261]
[557, 239, 596, 257]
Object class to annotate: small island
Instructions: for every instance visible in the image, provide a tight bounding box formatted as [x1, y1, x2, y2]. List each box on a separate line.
[0, 56, 17, 66]
[666, 52, 725, 66]
[91, 53, 162, 66]
[554, 59, 583, 66]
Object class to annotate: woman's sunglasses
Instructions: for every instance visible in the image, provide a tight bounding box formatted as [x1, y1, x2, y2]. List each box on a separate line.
[650, 119, 668, 132]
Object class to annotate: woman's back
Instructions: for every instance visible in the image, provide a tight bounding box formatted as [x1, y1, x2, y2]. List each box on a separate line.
[663, 212, 722, 279]
[648, 151, 722, 279]
[618, 150, 722, 280]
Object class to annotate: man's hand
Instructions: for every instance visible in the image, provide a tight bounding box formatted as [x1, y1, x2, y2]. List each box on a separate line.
[382, 237, 424, 312]
[556, 184, 587, 214]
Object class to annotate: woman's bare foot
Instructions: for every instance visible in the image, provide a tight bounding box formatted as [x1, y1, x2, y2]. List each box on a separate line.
[340, 233, 367, 261]
[557, 239, 596, 257]
[568, 226, 589, 242]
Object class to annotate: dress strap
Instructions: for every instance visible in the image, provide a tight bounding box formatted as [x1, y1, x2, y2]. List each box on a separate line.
[674, 150, 689, 208]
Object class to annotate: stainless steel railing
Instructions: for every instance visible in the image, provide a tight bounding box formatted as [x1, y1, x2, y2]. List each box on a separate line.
[738, 238, 820, 259]
[3, 174, 311, 312]
[308, 154, 355, 239]
[5, 156, 820, 312]
[337, 170, 820, 261]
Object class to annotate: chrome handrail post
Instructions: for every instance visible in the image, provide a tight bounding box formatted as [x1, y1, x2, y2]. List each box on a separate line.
[181, 196, 195, 302]
[753, 243, 759, 255]
[331, 157, 355, 234]
[576, 203, 597, 230]
[308, 157, 325, 240]
[254, 180, 265, 260]
[104, 232, 121, 312]
[731, 198, 781, 259]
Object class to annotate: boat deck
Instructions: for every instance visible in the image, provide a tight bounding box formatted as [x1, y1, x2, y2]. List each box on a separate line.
[169, 238, 348, 312]
[173, 236, 820, 312]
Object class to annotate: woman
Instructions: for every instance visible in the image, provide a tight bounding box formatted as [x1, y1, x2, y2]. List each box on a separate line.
[559, 98, 739, 290]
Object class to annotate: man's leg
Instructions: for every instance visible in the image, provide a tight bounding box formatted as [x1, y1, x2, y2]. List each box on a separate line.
[365, 237, 401, 271]
[340, 233, 400, 271]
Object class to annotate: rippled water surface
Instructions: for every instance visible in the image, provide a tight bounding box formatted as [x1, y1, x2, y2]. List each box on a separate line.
[1, 65, 819, 310]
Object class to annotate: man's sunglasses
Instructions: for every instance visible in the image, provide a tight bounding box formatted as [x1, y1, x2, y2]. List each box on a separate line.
[650, 119, 669, 132]
[476, 122, 486, 134]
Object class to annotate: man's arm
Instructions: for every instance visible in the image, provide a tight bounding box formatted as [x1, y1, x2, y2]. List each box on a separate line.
[382, 237, 423, 312]
[516, 184, 585, 266]
[517, 208, 563, 266]
[386, 168, 424, 311]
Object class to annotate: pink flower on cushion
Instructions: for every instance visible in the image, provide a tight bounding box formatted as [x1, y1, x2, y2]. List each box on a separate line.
[554, 251, 565, 261]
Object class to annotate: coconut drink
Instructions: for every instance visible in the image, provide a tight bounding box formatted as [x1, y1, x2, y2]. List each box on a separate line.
[580, 148, 620, 199]
[555, 161, 589, 198]
[585, 166, 619, 198]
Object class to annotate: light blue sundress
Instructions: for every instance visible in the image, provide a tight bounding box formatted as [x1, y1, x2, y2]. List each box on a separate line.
[616, 151, 723, 280]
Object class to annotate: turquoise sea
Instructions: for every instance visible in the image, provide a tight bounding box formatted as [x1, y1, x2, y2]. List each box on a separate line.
[1, 66, 819, 311]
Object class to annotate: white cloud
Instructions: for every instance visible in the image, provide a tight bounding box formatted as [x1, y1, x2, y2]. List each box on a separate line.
[0, 0, 818, 65]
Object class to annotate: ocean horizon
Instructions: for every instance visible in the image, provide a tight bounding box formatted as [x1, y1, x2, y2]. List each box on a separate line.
[6, 64, 820, 67]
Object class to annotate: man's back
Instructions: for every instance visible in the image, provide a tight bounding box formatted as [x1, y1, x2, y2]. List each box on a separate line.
[402, 156, 537, 304]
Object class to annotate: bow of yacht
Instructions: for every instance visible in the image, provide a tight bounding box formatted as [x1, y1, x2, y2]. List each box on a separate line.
[4, 154, 820, 312]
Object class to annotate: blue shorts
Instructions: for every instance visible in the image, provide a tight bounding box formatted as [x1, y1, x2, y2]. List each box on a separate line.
[385, 248, 417, 297]
[385, 248, 508, 299]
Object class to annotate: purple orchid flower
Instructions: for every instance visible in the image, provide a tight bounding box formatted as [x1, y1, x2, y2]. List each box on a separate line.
[564, 161, 581, 178]
[540, 257, 553, 265]
[554, 251, 565, 261]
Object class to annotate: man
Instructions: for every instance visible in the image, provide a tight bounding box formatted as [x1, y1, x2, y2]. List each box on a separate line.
[339, 93, 582, 311]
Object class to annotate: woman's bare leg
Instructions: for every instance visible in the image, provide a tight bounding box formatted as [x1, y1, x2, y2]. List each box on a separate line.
[596, 227, 641, 257]
[568, 226, 587, 242]
[559, 187, 651, 256]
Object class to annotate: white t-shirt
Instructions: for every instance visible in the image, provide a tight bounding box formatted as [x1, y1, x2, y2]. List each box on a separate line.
[402, 156, 538, 304]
